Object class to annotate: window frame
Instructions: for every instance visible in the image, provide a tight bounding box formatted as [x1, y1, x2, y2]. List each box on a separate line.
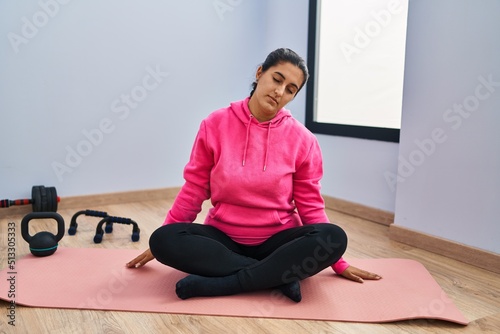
[305, 0, 401, 143]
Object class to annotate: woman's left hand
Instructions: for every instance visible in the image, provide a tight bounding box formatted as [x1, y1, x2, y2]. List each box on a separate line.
[339, 266, 382, 283]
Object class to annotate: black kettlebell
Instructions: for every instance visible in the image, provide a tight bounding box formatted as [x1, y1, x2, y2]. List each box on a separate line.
[21, 212, 65, 257]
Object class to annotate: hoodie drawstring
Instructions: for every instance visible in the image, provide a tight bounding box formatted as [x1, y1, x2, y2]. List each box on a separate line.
[263, 122, 271, 171]
[242, 115, 252, 167]
[242, 115, 272, 171]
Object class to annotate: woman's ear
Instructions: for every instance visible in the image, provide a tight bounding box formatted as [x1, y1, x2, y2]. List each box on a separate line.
[255, 65, 263, 81]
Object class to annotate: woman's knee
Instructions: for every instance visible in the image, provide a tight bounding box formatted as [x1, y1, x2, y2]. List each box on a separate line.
[149, 223, 188, 257]
[312, 223, 348, 258]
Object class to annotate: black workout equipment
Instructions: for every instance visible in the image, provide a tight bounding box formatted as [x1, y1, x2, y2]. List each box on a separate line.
[1, 185, 60, 212]
[68, 209, 110, 235]
[21, 212, 65, 257]
[93, 216, 140, 244]
[68, 209, 140, 243]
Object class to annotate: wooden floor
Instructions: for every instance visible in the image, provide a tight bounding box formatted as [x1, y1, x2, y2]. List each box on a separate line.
[1, 195, 499, 334]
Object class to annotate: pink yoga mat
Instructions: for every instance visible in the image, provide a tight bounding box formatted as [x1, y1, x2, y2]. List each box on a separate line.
[0, 247, 468, 324]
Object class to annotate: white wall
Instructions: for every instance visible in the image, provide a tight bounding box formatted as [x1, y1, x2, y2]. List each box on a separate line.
[1, 0, 399, 214]
[0, 0, 266, 198]
[393, 0, 500, 253]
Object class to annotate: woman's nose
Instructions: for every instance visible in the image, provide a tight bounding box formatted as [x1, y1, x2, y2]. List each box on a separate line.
[275, 85, 285, 96]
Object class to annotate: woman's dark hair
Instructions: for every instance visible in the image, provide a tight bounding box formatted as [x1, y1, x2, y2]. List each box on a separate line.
[250, 48, 309, 97]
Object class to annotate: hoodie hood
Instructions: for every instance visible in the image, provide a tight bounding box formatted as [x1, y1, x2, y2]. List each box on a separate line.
[230, 97, 292, 171]
[230, 97, 292, 128]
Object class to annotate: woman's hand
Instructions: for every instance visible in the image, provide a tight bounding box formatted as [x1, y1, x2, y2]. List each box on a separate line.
[126, 248, 155, 268]
[339, 266, 382, 283]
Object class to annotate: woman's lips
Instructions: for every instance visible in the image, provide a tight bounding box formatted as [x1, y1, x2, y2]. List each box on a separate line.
[268, 96, 278, 105]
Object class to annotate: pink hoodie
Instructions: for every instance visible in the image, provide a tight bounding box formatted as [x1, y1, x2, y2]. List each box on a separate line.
[164, 98, 349, 274]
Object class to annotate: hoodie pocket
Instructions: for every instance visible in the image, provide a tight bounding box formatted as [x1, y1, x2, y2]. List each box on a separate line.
[210, 202, 283, 226]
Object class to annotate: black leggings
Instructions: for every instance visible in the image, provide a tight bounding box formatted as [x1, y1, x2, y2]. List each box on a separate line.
[149, 223, 347, 292]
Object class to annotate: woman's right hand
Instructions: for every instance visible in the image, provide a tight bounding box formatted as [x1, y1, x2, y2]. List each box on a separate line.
[126, 248, 155, 268]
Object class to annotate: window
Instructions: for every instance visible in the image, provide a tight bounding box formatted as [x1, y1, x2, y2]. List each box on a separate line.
[306, 0, 409, 142]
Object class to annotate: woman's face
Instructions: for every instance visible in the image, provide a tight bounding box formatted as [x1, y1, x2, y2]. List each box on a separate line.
[249, 62, 304, 122]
